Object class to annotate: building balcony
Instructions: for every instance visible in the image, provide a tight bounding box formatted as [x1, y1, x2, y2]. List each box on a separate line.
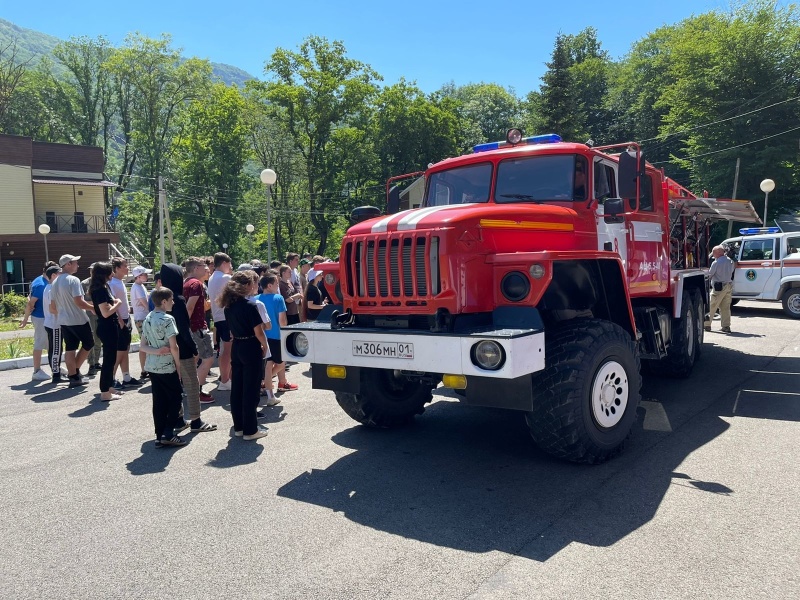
[36, 212, 114, 234]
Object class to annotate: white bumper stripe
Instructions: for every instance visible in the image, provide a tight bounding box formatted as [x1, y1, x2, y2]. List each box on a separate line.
[281, 327, 545, 379]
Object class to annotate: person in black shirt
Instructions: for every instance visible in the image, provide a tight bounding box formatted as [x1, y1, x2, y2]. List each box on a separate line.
[219, 270, 269, 440]
[89, 262, 122, 402]
[303, 269, 328, 321]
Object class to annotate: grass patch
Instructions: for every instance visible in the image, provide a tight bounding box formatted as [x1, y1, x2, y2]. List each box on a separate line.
[0, 319, 32, 333]
[0, 330, 141, 359]
[0, 336, 34, 359]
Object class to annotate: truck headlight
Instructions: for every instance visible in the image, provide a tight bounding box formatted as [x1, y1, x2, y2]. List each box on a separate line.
[287, 332, 309, 357]
[471, 340, 505, 370]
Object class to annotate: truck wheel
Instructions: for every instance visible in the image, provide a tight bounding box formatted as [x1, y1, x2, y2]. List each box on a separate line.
[525, 319, 641, 464]
[690, 288, 705, 359]
[781, 288, 800, 319]
[653, 291, 696, 378]
[334, 368, 433, 428]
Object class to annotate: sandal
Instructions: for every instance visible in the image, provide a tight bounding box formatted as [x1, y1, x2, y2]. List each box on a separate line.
[158, 435, 187, 447]
[191, 421, 218, 433]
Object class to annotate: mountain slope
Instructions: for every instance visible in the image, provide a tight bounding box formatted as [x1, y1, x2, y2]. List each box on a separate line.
[0, 18, 256, 87]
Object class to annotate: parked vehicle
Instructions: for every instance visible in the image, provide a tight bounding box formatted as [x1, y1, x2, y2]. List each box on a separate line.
[282, 131, 761, 463]
[721, 227, 800, 318]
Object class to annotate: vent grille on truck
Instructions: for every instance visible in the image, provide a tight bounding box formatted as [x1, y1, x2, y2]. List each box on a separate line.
[346, 235, 439, 303]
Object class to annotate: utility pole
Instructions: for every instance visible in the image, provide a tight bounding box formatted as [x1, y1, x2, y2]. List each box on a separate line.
[159, 176, 166, 266]
[727, 157, 740, 238]
[163, 185, 177, 264]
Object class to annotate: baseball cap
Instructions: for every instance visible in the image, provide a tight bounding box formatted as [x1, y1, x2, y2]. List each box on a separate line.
[59, 254, 80, 267]
[132, 266, 152, 278]
[45, 265, 61, 277]
[237, 263, 254, 272]
[299, 258, 311, 266]
[307, 269, 322, 281]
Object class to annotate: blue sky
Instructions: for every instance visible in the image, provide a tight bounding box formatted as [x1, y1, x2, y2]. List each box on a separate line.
[4, 0, 734, 96]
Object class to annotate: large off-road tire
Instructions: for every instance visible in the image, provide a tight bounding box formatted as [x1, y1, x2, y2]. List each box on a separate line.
[652, 291, 696, 378]
[335, 368, 433, 428]
[525, 319, 641, 464]
[690, 288, 705, 359]
[781, 288, 800, 319]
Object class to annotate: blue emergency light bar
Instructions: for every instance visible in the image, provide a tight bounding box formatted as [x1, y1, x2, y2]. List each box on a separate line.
[739, 227, 781, 235]
[473, 133, 562, 153]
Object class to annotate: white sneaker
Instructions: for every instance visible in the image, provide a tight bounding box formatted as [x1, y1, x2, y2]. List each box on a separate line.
[243, 426, 268, 441]
[234, 430, 243, 437]
[60, 368, 69, 377]
[32, 369, 50, 381]
[217, 380, 232, 391]
[265, 395, 280, 407]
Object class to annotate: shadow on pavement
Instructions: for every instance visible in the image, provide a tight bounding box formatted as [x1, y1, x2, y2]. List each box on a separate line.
[126, 440, 184, 475]
[206, 434, 264, 468]
[277, 344, 799, 561]
[68, 395, 111, 418]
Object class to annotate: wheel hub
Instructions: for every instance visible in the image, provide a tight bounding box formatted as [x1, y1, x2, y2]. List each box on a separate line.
[592, 360, 629, 429]
[789, 294, 800, 314]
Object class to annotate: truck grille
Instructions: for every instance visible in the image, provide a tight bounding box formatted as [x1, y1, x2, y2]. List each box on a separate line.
[345, 235, 439, 303]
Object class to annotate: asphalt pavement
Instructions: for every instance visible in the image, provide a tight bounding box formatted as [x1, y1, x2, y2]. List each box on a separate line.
[0, 300, 798, 600]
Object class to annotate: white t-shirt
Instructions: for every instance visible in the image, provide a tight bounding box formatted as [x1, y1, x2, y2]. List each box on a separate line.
[108, 277, 130, 320]
[208, 270, 231, 323]
[43, 283, 57, 329]
[248, 296, 271, 359]
[130, 281, 149, 321]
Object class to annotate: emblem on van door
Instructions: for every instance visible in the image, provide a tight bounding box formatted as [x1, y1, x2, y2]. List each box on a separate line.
[746, 269, 757, 281]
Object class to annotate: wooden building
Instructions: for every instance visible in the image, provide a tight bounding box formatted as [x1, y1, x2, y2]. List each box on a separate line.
[0, 134, 119, 294]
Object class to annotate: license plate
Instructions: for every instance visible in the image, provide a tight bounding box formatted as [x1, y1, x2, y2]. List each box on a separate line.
[352, 340, 414, 359]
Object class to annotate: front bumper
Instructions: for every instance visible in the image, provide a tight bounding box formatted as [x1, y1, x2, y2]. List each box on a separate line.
[280, 321, 545, 379]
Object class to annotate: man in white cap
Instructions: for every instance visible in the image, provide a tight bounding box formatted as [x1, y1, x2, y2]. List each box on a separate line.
[130, 265, 153, 380]
[50, 254, 94, 388]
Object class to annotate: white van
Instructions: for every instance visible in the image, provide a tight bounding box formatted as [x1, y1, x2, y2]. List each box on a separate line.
[721, 227, 800, 318]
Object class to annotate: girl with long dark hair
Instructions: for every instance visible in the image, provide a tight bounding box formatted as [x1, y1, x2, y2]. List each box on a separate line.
[218, 270, 268, 440]
[88, 262, 122, 402]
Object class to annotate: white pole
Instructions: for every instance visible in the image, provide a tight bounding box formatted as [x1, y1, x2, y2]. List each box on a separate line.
[267, 184, 273, 264]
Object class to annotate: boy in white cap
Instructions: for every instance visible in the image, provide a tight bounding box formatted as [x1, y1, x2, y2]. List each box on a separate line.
[50, 254, 94, 388]
[130, 265, 153, 380]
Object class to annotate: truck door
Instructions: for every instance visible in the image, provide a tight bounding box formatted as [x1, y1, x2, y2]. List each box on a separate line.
[734, 237, 779, 298]
[594, 159, 628, 268]
[627, 173, 668, 294]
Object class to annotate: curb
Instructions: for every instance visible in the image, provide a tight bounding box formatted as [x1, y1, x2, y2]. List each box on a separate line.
[0, 343, 140, 372]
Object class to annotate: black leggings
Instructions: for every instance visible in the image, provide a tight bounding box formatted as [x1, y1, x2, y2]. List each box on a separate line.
[230, 338, 262, 436]
[96, 322, 119, 392]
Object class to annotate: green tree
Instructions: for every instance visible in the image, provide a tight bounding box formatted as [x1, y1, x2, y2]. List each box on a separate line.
[49, 36, 114, 156]
[539, 34, 585, 142]
[106, 33, 212, 257]
[0, 37, 31, 131]
[169, 83, 251, 254]
[374, 80, 459, 181]
[437, 82, 522, 147]
[262, 35, 380, 253]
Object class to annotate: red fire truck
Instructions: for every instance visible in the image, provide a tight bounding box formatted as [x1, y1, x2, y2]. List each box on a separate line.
[281, 130, 761, 463]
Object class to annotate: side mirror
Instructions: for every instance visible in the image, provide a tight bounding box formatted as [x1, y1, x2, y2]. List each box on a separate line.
[350, 206, 381, 225]
[603, 198, 625, 223]
[618, 150, 644, 202]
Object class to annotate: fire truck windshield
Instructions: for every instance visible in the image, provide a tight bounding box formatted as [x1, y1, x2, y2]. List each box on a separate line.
[496, 154, 587, 203]
[425, 163, 492, 206]
[423, 155, 588, 207]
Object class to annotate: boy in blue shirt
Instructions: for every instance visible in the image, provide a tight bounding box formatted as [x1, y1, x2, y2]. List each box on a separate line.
[258, 273, 297, 392]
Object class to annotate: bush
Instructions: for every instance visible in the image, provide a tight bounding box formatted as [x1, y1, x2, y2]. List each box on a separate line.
[1, 292, 27, 318]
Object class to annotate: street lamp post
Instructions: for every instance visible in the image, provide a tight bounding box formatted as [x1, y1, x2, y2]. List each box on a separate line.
[38, 223, 50, 263]
[246, 223, 255, 261]
[260, 169, 277, 264]
[760, 178, 775, 225]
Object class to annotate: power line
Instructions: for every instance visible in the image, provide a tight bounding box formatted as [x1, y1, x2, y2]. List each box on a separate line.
[651, 124, 800, 164]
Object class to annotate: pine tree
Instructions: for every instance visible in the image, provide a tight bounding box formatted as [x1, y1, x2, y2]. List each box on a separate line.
[539, 34, 585, 142]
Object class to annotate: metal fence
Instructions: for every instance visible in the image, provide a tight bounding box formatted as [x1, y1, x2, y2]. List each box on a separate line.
[36, 213, 113, 234]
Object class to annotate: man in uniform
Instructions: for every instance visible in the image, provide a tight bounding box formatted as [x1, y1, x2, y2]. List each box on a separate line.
[704, 245, 735, 333]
